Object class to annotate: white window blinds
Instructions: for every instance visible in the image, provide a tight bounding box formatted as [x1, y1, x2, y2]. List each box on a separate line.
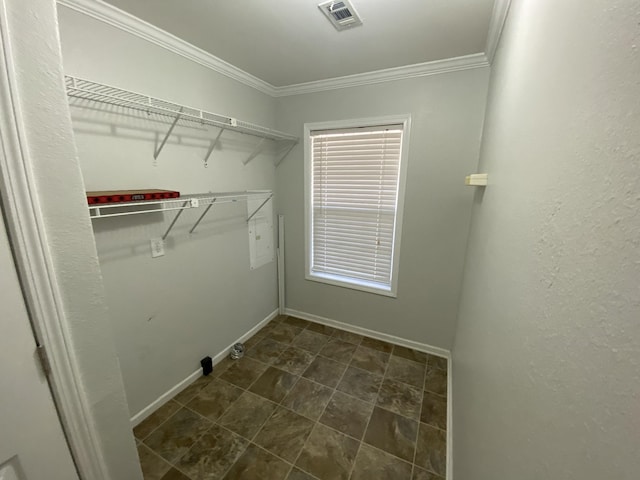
[310, 125, 404, 291]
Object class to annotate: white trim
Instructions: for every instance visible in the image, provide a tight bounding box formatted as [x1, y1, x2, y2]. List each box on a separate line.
[130, 369, 202, 427]
[485, 0, 513, 63]
[56, 0, 276, 96]
[284, 308, 450, 359]
[130, 308, 279, 427]
[277, 215, 286, 315]
[0, 3, 109, 478]
[56, 0, 489, 97]
[273, 54, 489, 97]
[447, 355, 453, 480]
[303, 115, 411, 298]
[305, 272, 397, 298]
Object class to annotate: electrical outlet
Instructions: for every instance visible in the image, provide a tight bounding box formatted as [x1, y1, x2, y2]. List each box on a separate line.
[150, 238, 165, 258]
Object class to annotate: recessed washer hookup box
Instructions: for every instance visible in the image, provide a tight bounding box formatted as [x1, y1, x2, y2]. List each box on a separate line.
[86, 189, 180, 205]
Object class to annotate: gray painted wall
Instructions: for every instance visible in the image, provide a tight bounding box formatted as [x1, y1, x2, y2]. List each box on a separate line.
[452, 0, 640, 478]
[276, 70, 490, 349]
[57, 8, 281, 416]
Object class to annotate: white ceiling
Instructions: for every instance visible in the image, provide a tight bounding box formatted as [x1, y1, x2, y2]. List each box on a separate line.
[101, 0, 496, 87]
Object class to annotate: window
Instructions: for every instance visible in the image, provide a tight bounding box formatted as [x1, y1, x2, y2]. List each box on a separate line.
[304, 115, 410, 297]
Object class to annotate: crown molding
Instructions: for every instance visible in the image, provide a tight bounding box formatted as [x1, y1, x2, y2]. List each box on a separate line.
[485, 0, 513, 63]
[57, 0, 277, 96]
[272, 53, 489, 97]
[57, 0, 492, 98]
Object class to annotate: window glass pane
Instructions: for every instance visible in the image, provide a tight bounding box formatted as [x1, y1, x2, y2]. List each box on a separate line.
[310, 125, 404, 289]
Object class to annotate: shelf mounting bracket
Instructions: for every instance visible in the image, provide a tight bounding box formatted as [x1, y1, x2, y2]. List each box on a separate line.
[189, 198, 217, 234]
[154, 107, 183, 160]
[274, 142, 296, 167]
[203, 128, 225, 167]
[243, 137, 266, 165]
[162, 199, 192, 240]
[247, 194, 273, 223]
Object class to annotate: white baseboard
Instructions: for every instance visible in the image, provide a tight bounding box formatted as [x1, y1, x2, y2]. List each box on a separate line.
[130, 308, 279, 427]
[130, 369, 203, 428]
[284, 308, 450, 359]
[447, 355, 453, 480]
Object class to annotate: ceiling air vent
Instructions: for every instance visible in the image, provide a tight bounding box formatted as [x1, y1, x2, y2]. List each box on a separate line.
[318, 0, 363, 31]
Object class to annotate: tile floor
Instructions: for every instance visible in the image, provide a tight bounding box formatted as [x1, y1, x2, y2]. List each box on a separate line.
[134, 315, 448, 480]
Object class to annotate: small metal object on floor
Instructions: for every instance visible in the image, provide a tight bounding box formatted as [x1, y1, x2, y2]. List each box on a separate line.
[230, 342, 245, 360]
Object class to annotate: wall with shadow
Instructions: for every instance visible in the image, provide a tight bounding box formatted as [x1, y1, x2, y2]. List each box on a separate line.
[58, 6, 282, 415]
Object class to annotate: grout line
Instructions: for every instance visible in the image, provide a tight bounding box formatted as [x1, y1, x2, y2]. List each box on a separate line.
[136, 442, 173, 475]
[346, 340, 394, 478]
[411, 347, 430, 478]
[213, 424, 253, 480]
[137, 399, 184, 443]
[278, 321, 354, 479]
[240, 319, 317, 478]
[168, 404, 228, 478]
[245, 443, 297, 478]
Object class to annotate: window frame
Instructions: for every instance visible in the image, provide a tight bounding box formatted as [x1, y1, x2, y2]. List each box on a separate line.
[304, 114, 411, 298]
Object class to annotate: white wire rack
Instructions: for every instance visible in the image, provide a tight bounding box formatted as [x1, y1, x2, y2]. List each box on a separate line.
[89, 191, 273, 239]
[65, 76, 298, 166]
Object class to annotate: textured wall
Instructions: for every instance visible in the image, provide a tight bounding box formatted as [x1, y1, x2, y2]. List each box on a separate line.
[5, 0, 142, 478]
[452, 0, 640, 478]
[57, 7, 281, 416]
[276, 69, 490, 349]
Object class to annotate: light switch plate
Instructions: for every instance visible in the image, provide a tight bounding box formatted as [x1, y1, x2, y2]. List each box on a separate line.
[150, 238, 165, 258]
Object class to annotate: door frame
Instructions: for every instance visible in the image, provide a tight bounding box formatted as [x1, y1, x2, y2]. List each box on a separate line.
[0, 2, 110, 479]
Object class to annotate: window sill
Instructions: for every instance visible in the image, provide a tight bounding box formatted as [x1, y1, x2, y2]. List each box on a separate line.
[305, 272, 397, 298]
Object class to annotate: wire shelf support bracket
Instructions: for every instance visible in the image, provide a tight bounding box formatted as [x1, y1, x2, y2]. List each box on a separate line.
[247, 194, 273, 223]
[162, 199, 197, 240]
[154, 107, 184, 160]
[88, 191, 273, 239]
[275, 142, 297, 167]
[243, 138, 267, 165]
[189, 198, 218, 234]
[203, 128, 225, 167]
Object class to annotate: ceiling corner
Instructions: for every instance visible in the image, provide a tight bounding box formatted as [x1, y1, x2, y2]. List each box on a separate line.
[485, 0, 513, 63]
[56, 0, 278, 96]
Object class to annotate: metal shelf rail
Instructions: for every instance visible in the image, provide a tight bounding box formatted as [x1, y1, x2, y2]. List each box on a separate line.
[65, 76, 298, 166]
[88, 191, 273, 239]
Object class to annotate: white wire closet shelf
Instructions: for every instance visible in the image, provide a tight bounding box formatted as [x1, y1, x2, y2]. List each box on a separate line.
[89, 191, 273, 240]
[65, 76, 298, 166]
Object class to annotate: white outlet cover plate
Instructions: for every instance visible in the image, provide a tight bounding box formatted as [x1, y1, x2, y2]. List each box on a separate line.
[150, 238, 165, 258]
